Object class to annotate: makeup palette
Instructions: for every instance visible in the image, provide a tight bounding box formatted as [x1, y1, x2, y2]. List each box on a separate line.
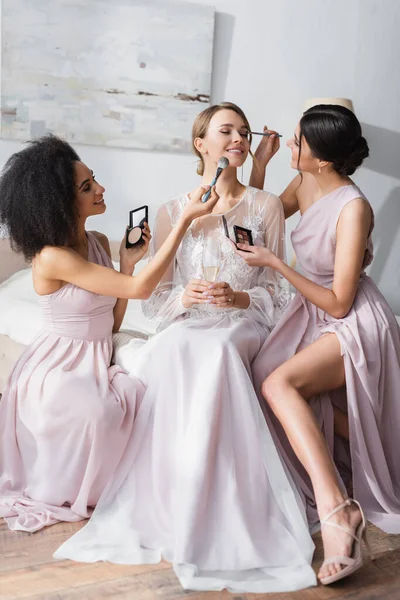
[233, 225, 254, 250]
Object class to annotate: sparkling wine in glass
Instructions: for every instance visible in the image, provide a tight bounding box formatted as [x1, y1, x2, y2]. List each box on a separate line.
[202, 231, 221, 283]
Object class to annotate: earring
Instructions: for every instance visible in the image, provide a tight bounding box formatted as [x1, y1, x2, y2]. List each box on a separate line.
[318, 165, 321, 174]
[241, 165, 244, 183]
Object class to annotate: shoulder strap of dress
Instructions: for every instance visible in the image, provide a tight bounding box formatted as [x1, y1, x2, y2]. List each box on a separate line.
[86, 231, 113, 268]
[338, 184, 368, 206]
[335, 185, 374, 238]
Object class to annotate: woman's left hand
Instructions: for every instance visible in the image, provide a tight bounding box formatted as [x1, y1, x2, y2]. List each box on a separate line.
[204, 281, 236, 308]
[119, 223, 151, 274]
[235, 243, 279, 268]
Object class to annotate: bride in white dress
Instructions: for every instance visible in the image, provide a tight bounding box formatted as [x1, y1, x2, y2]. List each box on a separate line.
[55, 103, 316, 593]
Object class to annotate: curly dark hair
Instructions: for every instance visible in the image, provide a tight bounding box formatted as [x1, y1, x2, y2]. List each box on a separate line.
[0, 135, 81, 260]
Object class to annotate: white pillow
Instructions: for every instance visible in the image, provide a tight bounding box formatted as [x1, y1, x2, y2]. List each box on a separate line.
[3, 264, 397, 347]
[0, 268, 41, 344]
[0, 260, 156, 346]
[113, 260, 158, 337]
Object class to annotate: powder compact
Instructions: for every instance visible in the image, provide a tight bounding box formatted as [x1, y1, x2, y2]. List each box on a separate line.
[125, 205, 148, 249]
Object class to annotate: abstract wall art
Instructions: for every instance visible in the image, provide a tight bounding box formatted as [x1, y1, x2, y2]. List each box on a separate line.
[1, 0, 215, 152]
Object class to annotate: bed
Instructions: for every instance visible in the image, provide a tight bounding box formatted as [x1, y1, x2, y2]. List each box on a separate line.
[1, 238, 400, 394]
[0, 238, 156, 393]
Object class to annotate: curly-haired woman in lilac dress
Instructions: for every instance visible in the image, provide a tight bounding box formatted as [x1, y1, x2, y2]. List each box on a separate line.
[0, 135, 218, 532]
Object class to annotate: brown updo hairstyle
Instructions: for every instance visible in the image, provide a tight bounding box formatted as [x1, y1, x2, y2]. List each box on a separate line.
[192, 102, 254, 175]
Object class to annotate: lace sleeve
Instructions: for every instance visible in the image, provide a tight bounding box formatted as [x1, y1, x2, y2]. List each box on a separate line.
[141, 203, 188, 327]
[244, 193, 293, 327]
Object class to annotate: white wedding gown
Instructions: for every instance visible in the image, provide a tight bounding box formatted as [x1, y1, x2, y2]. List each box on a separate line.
[54, 187, 317, 593]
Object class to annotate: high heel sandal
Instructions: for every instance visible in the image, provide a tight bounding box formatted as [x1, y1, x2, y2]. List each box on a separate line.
[319, 498, 373, 585]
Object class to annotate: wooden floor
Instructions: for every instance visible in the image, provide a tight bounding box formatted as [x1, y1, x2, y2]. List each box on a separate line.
[1, 521, 400, 600]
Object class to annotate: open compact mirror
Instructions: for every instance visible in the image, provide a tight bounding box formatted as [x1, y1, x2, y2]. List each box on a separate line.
[125, 205, 148, 249]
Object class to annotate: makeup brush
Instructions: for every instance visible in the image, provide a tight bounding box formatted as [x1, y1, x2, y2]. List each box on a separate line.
[250, 131, 282, 137]
[201, 156, 230, 203]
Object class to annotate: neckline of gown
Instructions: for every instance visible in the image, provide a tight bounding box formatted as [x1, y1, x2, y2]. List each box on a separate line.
[184, 187, 248, 217]
[299, 184, 356, 221]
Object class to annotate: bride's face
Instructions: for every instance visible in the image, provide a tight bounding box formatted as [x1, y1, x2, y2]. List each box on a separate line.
[196, 109, 250, 170]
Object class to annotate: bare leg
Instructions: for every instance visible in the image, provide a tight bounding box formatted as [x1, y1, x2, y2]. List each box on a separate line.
[261, 334, 361, 581]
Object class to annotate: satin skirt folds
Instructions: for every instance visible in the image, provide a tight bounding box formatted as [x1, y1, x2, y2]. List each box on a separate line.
[55, 315, 317, 593]
[252, 280, 400, 534]
[0, 333, 146, 532]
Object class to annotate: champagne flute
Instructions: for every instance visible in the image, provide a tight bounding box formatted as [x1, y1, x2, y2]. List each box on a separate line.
[202, 230, 221, 283]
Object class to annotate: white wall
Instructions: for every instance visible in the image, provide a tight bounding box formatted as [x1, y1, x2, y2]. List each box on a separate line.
[1, 0, 399, 312]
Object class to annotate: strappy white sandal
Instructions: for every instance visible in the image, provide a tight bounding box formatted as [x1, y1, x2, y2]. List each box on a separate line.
[319, 498, 373, 585]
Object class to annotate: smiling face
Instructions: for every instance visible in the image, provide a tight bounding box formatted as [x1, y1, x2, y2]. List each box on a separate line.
[194, 108, 251, 172]
[287, 123, 322, 174]
[74, 161, 106, 219]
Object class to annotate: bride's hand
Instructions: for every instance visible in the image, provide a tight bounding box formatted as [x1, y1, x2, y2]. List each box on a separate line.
[205, 281, 236, 308]
[182, 279, 214, 308]
[119, 223, 151, 274]
[235, 243, 279, 268]
[181, 185, 219, 223]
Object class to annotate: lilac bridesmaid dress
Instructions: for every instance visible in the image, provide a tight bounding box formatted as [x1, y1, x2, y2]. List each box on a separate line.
[253, 184, 400, 535]
[0, 232, 147, 532]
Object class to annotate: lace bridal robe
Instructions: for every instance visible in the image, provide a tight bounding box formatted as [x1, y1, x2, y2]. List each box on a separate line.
[54, 187, 317, 593]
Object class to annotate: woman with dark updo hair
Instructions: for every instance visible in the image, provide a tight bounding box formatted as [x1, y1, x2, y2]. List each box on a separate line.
[0, 135, 218, 532]
[243, 105, 400, 585]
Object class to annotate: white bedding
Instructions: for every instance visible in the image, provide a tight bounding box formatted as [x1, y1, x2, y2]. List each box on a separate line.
[0, 261, 157, 346]
[1, 264, 400, 388]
